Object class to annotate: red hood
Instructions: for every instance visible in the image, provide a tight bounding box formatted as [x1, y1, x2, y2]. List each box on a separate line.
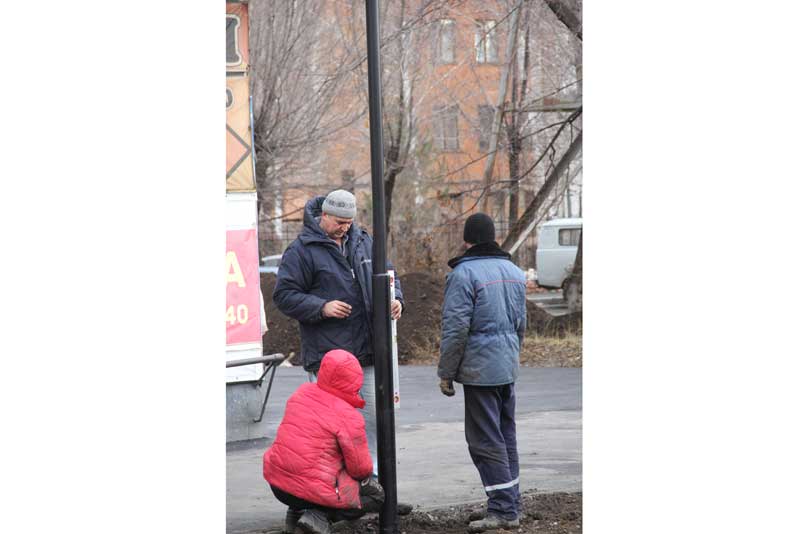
[316, 349, 365, 409]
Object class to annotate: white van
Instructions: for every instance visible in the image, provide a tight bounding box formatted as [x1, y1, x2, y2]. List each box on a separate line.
[535, 217, 582, 289]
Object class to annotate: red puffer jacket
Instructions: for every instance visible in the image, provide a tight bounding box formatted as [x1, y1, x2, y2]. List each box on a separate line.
[263, 349, 372, 509]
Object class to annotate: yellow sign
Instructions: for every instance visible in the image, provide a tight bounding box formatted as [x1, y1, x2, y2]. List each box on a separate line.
[226, 75, 255, 191]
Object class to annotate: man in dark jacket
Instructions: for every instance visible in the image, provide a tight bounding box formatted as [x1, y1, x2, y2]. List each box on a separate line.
[437, 213, 527, 533]
[273, 189, 404, 477]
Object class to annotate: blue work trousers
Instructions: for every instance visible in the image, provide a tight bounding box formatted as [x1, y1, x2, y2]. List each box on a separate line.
[464, 383, 520, 519]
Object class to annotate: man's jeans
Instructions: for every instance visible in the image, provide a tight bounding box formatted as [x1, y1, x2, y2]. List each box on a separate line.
[309, 365, 377, 475]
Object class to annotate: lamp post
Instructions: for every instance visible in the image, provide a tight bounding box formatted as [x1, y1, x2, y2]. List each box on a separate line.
[364, 1, 398, 533]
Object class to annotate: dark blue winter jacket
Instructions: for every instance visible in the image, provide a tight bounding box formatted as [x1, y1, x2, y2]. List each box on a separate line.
[273, 196, 403, 372]
[438, 242, 527, 386]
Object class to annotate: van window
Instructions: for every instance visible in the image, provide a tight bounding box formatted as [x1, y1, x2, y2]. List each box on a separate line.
[558, 228, 581, 246]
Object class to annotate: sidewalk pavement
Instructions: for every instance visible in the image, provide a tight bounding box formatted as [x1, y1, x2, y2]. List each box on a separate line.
[227, 366, 581, 533]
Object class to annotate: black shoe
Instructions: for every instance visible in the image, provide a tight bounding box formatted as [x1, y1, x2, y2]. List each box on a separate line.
[469, 506, 525, 522]
[284, 508, 303, 533]
[397, 502, 413, 516]
[467, 513, 520, 533]
[296, 509, 331, 534]
[468, 507, 486, 522]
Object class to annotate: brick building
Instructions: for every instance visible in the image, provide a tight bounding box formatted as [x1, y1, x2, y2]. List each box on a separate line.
[257, 0, 581, 267]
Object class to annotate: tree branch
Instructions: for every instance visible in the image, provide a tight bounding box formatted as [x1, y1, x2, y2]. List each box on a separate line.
[501, 130, 582, 254]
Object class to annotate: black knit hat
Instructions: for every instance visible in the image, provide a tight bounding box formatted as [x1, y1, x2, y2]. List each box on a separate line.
[463, 212, 495, 244]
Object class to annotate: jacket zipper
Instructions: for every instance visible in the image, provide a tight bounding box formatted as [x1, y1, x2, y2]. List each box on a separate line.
[334, 477, 341, 501]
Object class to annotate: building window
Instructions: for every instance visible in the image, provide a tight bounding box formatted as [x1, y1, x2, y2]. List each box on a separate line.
[434, 105, 459, 151]
[558, 228, 581, 246]
[475, 20, 498, 63]
[436, 19, 455, 64]
[226, 15, 242, 66]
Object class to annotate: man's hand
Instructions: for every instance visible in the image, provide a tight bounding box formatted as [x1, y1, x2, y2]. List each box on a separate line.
[440, 378, 455, 397]
[322, 300, 352, 319]
[391, 299, 403, 320]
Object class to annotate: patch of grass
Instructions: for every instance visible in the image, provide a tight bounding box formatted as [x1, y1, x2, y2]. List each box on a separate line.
[519, 333, 582, 367]
[401, 333, 582, 368]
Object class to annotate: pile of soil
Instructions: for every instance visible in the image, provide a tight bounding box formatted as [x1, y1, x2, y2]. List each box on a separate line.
[335, 491, 581, 534]
[395, 272, 444, 362]
[261, 273, 302, 364]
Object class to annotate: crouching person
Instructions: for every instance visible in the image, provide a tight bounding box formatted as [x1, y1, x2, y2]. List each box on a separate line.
[263, 349, 384, 534]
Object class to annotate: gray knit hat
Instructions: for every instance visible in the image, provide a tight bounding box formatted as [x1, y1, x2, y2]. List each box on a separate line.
[322, 189, 357, 219]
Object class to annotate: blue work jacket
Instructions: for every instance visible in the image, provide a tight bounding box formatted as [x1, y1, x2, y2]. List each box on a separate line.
[438, 244, 527, 386]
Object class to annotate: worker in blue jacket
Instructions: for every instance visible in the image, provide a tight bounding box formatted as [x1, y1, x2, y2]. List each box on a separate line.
[437, 212, 527, 533]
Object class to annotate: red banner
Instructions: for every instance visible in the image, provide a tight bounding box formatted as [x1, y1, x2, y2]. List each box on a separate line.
[226, 228, 261, 345]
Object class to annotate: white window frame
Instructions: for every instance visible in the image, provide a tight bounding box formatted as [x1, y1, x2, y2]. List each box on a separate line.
[558, 228, 582, 247]
[475, 20, 498, 64]
[226, 14, 242, 67]
[437, 19, 455, 64]
[434, 105, 459, 152]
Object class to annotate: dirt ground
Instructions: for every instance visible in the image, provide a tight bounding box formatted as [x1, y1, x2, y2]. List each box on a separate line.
[261, 271, 582, 367]
[261, 273, 303, 364]
[343, 491, 581, 534]
[258, 272, 581, 533]
[257, 491, 581, 534]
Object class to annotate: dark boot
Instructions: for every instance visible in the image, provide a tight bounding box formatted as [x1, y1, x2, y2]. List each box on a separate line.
[284, 508, 303, 533]
[468, 506, 487, 522]
[467, 513, 520, 533]
[397, 502, 413, 516]
[296, 509, 331, 534]
[469, 506, 524, 522]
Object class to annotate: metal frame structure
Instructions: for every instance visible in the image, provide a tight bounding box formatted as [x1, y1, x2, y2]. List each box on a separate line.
[226, 353, 288, 423]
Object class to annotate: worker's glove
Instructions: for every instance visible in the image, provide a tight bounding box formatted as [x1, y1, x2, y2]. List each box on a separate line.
[440, 378, 455, 397]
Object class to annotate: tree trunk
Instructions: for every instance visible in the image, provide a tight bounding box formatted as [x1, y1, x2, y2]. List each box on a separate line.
[543, 0, 582, 41]
[479, 0, 523, 213]
[384, 0, 408, 237]
[507, 8, 530, 227]
[508, 135, 520, 224]
[385, 163, 400, 233]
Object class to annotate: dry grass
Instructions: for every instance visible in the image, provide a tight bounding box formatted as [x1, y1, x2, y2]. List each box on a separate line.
[519, 333, 582, 367]
[401, 333, 582, 368]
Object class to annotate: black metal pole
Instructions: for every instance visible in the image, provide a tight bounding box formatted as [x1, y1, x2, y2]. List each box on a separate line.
[364, 1, 398, 533]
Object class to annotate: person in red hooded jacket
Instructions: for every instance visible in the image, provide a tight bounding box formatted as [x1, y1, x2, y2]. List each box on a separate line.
[263, 349, 384, 534]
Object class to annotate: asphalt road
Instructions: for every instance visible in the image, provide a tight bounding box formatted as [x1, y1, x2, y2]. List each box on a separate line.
[226, 366, 582, 533]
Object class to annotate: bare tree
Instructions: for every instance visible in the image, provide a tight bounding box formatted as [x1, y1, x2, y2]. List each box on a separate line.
[251, 0, 583, 270]
[542, 0, 581, 41]
[501, 126, 582, 253]
[437, 0, 582, 230]
[249, 0, 365, 249]
[333, 0, 455, 238]
[505, 0, 531, 224]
